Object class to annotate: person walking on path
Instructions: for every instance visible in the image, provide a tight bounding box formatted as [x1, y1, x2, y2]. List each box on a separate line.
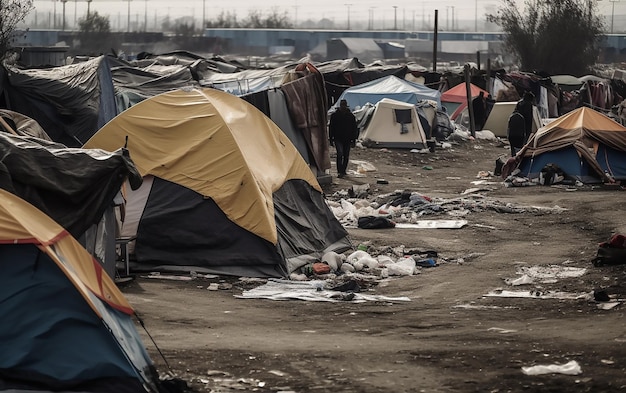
[329, 99, 358, 178]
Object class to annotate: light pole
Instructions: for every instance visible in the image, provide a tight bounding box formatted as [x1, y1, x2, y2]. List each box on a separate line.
[202, 0, 206, 30]
[87, 0, 92, 17]
[475, 0, 478, 31]
[393, 5, 398, 30]
[126, 0, 132, 33]
[344, 3, 352, 30]
[294, 1, 299, 27]
[611, 0, 616, 34]
[61, 0, 67, 30]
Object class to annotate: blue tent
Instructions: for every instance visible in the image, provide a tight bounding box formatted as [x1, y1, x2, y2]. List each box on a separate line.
[333, 75, 442, 110]
[511, 107, 626, 183]
[0, 190, 163, 392]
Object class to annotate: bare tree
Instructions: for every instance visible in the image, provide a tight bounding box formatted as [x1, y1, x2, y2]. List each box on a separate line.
[0, 0, 34, 58]
[206, 11, 239, 28]
[206, 8, 293, 29]
[78, 11, 112, 56]
[487, 0, 605, 75]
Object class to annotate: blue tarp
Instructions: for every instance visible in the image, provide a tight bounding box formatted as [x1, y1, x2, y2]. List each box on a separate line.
[0, 244, 153, 391]
[333, 75, 441, 110]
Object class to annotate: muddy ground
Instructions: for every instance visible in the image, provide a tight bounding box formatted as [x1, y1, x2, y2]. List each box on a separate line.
[122, 137, 626, 393]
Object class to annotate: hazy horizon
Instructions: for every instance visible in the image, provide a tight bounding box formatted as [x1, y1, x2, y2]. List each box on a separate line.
[26, 0, 625, 33]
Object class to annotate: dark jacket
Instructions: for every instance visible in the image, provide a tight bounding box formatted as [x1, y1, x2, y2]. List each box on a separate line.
[329, 108, 358, 143]
[515, 98, 534, 135]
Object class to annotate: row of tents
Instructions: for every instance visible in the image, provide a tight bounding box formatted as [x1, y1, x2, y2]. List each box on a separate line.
[2, 51, 626, 390]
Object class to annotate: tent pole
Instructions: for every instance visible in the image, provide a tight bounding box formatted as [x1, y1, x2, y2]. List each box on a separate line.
[0, 117, 18, 136]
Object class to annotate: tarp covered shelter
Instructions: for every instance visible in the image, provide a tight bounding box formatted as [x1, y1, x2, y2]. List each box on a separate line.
[0, 189, 163, 392]
[0, 133, 142, 277]
[326, 38, 385, 65]
[108, 56, 200, 113]
[333, 75, 441, 111]
[84, 87, 351, 277]
[358, 98, 429, 148]
[505, 107, 626, 183]
[0, 56, 117, 147]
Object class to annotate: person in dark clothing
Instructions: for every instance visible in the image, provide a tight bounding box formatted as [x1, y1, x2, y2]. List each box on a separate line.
[515, 91, 535, 139]
[471, 91, 487, 131]
[507, 109, 526, 156]
[329, 99, 358, 178]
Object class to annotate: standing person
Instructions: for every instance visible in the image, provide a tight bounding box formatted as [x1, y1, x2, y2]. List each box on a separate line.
[507, 109, 526, 156]
[329, 99, 358, 178]
[516, 91, 535, 140]
[471, 91, 487, 131]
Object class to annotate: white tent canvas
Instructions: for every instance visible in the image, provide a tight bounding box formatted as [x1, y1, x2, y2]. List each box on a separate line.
[360, 98, 428, 148]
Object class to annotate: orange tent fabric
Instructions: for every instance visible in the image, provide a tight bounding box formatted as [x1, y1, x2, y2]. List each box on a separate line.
[0, 189, 133, 315]
[441, 83, 489, 104]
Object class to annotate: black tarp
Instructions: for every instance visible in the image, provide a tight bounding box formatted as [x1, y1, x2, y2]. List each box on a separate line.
[133, 178, 350, 278]
[0, 133, 141, 238]
[0, 56, 117, 147]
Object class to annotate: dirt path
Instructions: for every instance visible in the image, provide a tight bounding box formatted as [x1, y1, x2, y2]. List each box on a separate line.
[124, 138, 626, 392]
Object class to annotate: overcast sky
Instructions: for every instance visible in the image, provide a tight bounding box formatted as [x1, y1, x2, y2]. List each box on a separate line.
[30, 0, 621, 31]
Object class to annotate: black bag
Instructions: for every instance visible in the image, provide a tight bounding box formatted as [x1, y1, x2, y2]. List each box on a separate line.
[357, 216, 396, 229]
[494, 155, 508, 176]
[593, 234, 626, 266]
[539, 163, 565, 185]
[593, 247, 626, 266]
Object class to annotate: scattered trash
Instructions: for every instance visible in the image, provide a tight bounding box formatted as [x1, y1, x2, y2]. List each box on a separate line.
[376, 178, 389, 184]
[597, 302, 620, 310]
[394, 220, 467, 229]
[235, 279, 411, 302]
[487, 327, 518, 334]
[422, 165, 433, 170]
[143, 272, 194, 281]
[521, 360, 582, 376]
[415, 258, 437, 267]
[485, 289, 591, 300]
[594, 290, 611, 302]
[350, 160, 377, 173]
[504, 274, 534, 286]
[387, 256, 416, 276]
[503, 265, 587, 286]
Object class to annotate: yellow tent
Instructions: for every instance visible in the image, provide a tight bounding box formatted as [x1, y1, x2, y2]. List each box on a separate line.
[85, 87, 350, 277]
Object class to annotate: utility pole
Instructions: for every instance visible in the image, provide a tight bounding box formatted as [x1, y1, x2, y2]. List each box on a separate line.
[432, 9, 438, 72]
[451, 6, 455, 30]
[61, 0, 67, 31]
[475, 0, 478, 32]
[611, 0, 616, 34]
[127, 0, 132, 33]
[393, 5, 398, 30]
[87, 0, 92, 17]
[344, 3, 352, 30]
[294, 1, 299, 27]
